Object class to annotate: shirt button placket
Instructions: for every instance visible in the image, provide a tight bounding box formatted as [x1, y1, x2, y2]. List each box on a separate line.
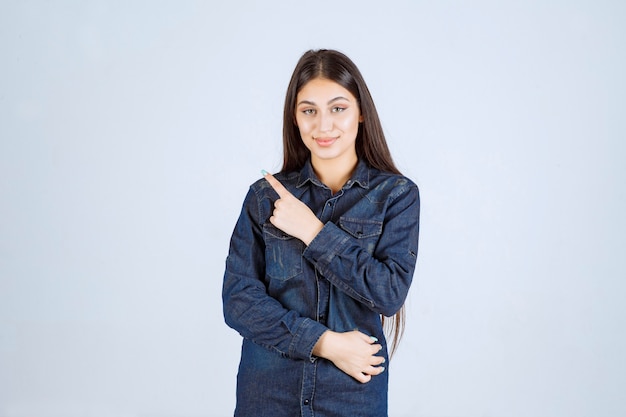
[301, 360, 316, 417]
[321, 200, 333, 223]
[322, 191, 342, 223]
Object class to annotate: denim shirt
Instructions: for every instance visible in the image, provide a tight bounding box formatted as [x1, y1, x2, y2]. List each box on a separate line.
[223, 159, 420, 417]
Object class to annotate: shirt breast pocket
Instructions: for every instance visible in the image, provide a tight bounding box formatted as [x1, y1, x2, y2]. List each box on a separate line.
[263, 224, 304, 281]
[339, 217, 383, 254]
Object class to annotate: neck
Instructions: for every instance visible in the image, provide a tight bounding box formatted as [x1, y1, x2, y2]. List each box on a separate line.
[311, 155, 358, 194]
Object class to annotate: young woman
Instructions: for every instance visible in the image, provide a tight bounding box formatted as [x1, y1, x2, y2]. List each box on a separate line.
[222, 49, 420, 417]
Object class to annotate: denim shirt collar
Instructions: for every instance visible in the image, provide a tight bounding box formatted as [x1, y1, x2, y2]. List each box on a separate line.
[296, 159, 371, 190]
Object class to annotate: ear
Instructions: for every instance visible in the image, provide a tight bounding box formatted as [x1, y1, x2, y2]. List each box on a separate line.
[359, 115, 364, 123]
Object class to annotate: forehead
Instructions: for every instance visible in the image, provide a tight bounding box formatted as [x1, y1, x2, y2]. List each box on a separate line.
[296, 78, 356, 102]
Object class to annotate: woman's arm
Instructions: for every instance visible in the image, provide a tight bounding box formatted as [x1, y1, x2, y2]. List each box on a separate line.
[264, 171, 420, 317]
[304, 181, 420, 317]
[222, 187, 327, 361]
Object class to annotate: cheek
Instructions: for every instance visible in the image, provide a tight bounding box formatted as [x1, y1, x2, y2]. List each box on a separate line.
[296, 118, 313, 135]
[340, 115, 360, 132]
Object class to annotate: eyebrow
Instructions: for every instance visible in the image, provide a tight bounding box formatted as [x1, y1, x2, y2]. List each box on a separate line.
[297, 96, 351, 106]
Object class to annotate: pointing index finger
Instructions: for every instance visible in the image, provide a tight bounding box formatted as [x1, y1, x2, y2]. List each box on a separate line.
[262, 170, 291, 198]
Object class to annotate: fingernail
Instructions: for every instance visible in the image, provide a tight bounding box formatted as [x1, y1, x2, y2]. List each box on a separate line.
[370, 336, 378, 342]
[261, 169, 269, 176]
[381, 357, 386, 363]
[380, 366, 386, 373]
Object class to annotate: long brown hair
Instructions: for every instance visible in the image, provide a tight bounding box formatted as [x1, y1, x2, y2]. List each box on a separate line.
[281, 49, 406, 356]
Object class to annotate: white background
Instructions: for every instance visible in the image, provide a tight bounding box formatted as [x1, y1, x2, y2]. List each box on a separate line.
[1, 1, 625, 416]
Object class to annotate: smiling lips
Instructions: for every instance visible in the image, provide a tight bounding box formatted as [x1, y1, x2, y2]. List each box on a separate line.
[314, 137, 338, 147]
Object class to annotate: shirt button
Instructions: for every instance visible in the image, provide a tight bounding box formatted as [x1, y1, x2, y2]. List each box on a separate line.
[303, 399, 310, 405]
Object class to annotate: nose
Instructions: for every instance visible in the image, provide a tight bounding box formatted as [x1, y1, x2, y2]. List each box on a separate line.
[319, 111, 333, 133]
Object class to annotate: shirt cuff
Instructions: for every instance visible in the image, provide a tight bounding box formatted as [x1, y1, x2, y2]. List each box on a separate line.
[303, 222, 350, 266]
[289, 318, 328, 361]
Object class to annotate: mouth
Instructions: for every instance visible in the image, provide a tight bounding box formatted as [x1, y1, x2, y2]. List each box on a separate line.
[314, 137, 338, 147]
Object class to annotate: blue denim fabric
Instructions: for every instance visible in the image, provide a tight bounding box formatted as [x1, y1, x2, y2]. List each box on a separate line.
[223, 159, 420, 417]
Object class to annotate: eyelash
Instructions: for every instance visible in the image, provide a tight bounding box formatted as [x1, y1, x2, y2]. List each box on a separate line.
[301, 107, 347, 115]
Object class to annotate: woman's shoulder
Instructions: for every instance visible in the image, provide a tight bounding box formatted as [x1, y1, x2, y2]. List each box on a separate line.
[368, 168, 419, 196]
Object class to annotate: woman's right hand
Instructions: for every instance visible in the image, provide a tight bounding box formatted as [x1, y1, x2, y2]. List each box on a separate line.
[312, 330, 386, 383]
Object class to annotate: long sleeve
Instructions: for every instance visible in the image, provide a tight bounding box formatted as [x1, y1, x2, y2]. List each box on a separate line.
[302, 181, 420, 317]
[222, 187, 328, 361]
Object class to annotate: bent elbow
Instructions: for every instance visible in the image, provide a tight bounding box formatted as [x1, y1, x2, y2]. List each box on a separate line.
[377, 300, 405, 318]
[372, 267, 414, 317]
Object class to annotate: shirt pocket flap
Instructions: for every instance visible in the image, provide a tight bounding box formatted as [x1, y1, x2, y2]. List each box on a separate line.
[339, 218, 383, 239]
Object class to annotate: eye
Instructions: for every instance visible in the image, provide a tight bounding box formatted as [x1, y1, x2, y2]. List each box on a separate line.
[332, 106, 346, 113]
[301, 108, 316, 115]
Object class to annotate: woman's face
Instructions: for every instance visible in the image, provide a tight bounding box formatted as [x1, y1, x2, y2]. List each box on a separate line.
[295, 77, 362, 167]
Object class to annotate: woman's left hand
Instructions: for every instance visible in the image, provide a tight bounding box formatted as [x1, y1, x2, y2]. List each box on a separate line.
[312, 330, 386, 383]
[263, 171, 324, 246]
